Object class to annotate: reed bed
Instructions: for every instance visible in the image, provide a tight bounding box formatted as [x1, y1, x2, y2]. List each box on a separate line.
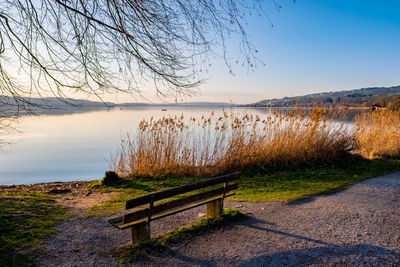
[353, 110, 400, 159]
[111, 107, 352, 178]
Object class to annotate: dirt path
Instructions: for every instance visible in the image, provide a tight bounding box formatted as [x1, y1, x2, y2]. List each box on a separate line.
[36, 172, 400, 266]
[0, 181, 118, 215]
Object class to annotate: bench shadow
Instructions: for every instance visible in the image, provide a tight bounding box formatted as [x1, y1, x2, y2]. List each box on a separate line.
[237, 217, 399, 265]
[164, 248, 219, 267]
[231, 216, 337, 245]
[163, 216, 399, 266]
[287, 195, 318, 206]
[168, 243, 399, 267]
[237, 244, 400, 266]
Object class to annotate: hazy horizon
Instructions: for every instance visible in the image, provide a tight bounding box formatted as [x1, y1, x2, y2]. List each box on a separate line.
[4, 84, 398, 106]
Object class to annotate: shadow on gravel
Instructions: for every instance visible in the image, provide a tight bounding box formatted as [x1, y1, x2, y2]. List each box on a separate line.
[234, 218, 400, 266]
[164, 249, 215, 266]
[236, 217, 335, 246]
[287, 195, 318, 206]
[359, 177, 400, 189]
[238, 244, 400, 266]
[157, 216, 399, 266]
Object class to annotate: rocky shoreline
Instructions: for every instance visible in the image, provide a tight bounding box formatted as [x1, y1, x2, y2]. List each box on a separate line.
[0, 180, 94, 194]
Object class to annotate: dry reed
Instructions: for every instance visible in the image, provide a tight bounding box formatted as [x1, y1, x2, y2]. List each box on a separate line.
[111, 107, 352, 178]
[353, 109, 400, 159]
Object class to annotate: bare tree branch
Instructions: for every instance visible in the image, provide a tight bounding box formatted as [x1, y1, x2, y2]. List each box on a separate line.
[0, 0, 269, 112]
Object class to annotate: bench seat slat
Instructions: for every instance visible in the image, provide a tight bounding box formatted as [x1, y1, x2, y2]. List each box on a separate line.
[125, 172, 240, 210]
[115, 192, 235, 229]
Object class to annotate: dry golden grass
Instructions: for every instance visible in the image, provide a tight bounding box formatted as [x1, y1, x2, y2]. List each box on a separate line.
[353, 109, 400, 159]
[111, 107, 352, 178]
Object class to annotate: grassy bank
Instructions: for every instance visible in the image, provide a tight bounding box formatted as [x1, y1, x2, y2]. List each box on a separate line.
[0, 192, 67, 266]
[89, 157, 400, 216]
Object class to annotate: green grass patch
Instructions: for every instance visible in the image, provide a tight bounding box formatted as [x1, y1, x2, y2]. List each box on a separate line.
[120, 208, 248, 263]
[231, 157, 400, 202]
[88, 157, 400, 216]
[0, 192, 67, 267]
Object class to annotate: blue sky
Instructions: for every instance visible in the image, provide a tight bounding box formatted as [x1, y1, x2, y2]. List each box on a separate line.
[96, 1, 400, 104]
[169, 0, 400, 104]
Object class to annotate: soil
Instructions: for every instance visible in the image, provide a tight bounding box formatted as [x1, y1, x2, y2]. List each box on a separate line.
[3, 173, 400, 266]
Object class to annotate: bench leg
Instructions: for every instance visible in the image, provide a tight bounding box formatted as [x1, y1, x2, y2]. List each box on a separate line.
[131, 222, 150, 243]
[206, 199, 223, 218]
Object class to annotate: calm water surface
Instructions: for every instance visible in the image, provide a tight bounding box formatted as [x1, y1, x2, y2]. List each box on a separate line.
[0, 107, 359, 185]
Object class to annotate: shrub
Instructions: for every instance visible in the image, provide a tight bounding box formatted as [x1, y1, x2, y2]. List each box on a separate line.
[111, 107, 352, 178]
[353, 110, 400, 159]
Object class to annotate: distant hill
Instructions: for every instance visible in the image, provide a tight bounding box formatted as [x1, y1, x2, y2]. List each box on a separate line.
[0, 96, 233, 116]
[0, 96, 115, 108]
[250, 86, 400, 108]
[119, 101, 233, 108]
[0, 96, 115, 116]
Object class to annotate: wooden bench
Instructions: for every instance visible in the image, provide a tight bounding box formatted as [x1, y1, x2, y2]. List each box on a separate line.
[108, 172, 240, 243]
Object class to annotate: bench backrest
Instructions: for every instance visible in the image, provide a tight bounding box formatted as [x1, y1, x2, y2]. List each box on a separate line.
[125, 172, 240, 209]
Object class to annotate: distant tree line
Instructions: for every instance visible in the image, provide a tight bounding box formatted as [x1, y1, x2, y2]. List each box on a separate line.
[300, 94, 400, 110]
[255, 87, 400, 111]
[264, 95, 400, 110]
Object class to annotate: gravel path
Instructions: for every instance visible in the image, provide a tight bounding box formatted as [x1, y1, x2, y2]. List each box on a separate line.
[37, 172, 400, 266]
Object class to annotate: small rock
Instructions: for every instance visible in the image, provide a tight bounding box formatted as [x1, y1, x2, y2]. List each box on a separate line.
[198, 212, 206, 217]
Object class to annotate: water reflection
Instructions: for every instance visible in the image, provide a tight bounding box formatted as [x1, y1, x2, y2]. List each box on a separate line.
[0, 116, 19, 149]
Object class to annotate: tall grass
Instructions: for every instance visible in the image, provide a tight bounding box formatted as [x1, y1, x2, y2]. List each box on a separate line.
[111, 107, 352, 178]
[353, 110, 400, 159]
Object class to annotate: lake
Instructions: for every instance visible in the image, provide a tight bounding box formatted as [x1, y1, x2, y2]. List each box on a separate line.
[0, 106, 360, 185]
